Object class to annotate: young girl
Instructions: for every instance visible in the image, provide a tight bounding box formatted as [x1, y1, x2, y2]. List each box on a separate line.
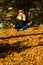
[15, 10, 26, 30]
[11, 10, 32, 30]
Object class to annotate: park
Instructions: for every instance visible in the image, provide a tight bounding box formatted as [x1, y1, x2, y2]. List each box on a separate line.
[0, 0, 43, 65]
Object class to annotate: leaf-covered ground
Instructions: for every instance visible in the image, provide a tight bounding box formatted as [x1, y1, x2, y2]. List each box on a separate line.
[0, 24, 43, 65]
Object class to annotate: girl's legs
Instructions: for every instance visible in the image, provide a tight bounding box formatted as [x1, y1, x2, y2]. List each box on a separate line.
[20, 23, 29, 30]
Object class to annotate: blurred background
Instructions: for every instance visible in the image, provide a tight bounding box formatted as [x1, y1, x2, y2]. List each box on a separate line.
[0, 0, 43, 28]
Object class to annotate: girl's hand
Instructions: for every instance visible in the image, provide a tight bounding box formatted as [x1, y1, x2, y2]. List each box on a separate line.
[10, 23, 13, 26]
[30, 21, 32, 24]
[28, 21, 32, 25]
[10, 23, 13, 27]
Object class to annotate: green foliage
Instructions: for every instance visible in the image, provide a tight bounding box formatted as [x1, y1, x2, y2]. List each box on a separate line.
[0, 21, 11, 28]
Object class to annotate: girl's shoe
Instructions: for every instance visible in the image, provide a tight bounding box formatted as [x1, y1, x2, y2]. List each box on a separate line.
[20, 28, 23, 30]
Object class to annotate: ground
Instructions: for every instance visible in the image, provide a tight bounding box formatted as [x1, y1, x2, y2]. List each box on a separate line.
[0, 24, 43, 65]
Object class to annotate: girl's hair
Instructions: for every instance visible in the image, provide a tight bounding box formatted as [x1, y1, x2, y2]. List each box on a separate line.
[18, 10, 24, 13]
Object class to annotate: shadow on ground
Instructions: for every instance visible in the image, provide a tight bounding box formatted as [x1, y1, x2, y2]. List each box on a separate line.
[0, 42, 28, 58]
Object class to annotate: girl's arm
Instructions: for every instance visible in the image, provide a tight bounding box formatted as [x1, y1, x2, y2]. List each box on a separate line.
[28, 21, 32, 25]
